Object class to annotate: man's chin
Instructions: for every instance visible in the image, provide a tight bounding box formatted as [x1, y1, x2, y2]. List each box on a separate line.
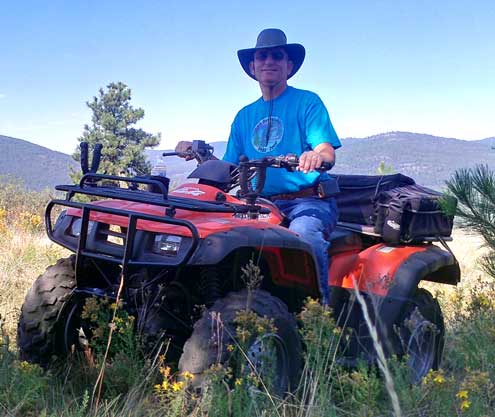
[259, 78, 282, 87]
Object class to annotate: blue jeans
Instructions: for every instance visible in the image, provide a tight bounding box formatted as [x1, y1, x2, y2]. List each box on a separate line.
[274, 197, 338, 305]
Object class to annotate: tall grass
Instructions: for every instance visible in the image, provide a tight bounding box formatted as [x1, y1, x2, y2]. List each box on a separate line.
[1, 181, 494, 416]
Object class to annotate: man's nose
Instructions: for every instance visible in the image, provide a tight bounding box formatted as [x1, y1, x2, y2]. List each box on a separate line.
[264, 54, 276, 64]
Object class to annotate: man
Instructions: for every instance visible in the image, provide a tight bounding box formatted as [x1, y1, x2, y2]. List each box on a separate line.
[176, 28, 341, 304]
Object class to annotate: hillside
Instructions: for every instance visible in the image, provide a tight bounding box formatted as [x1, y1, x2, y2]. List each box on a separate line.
[1, 132, 494, 191]
[332, 132, 495, 188]
[150, 132, 495, 189]
[0, 135, 78, 191]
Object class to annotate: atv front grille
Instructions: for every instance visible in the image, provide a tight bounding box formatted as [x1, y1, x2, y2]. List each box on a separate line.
[46, 200, 199, 274]
[98, 224, 127, 246]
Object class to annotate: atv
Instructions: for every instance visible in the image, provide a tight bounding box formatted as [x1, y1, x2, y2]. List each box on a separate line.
[17, 140, 460, 393]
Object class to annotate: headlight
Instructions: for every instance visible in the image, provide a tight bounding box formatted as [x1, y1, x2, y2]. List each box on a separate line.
[153, 234, 182, 255]
[68, 218, 96, 237]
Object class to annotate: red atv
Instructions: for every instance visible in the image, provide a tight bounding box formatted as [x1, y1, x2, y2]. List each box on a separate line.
[17, 141, 460, 393]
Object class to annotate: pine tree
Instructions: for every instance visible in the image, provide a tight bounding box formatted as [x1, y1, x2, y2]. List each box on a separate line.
[445, 164, 495, 279]
[376, 161, 395, 175]
[71, 82, 160, 181]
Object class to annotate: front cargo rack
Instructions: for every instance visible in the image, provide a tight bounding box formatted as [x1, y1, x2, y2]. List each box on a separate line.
[47, 173, 270, 275]
[56, 173, 271, 215]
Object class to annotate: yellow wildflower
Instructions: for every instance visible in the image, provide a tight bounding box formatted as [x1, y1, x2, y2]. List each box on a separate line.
[171, 381, 184, 392]
[456, 390, 469, 399]
[159, 366, 171, 377]
[235, 378, 243, 386]
[227, 344, 235, 352]
[181, 371, 194, 380]
[154, 380, 169, 392]
[460, 400, 471, 411]
[433, 374, 445, 384]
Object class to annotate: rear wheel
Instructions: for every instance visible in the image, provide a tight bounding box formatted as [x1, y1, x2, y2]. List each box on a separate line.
[179, 289, 302, 396]
[17, 256, 78, 366]
[398, 288, 445, 383]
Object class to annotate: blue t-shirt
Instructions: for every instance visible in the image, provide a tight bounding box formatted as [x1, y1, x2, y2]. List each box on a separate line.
[223, 86, 341, 196]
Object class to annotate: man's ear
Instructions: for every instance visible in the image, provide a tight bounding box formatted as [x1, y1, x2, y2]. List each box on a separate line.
[249, 61, 255, 76]
[287, 60, 294, 76]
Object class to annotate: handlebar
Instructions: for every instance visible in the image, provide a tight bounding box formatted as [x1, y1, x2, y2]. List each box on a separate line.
[238, 154, 333, 204]
[163, 140, 214, 165]
[243, 154, 333, 172]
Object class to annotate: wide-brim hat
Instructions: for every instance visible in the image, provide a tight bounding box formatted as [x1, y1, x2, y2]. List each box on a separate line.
[237, 28, 306, 80]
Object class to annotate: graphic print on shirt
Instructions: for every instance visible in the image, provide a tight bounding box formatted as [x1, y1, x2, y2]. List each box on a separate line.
[251, 116, 284, 153]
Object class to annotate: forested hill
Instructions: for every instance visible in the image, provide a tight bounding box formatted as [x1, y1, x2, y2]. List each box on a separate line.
[0, 135, 78, 190]
[1, 132, 494, 191]
[331, 132, 495, 188]
[149, 132, 495, 190]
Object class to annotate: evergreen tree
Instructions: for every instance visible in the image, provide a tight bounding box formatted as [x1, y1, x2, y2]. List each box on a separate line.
[376, 161, 395, 175]
[445, 164, 495, 279]
[71, 82, 160, 180]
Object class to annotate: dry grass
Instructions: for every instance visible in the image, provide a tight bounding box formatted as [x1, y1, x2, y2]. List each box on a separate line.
[422, 229, 492, 324]
[0, 227, 69, 340]
[0, 225, 490, 342]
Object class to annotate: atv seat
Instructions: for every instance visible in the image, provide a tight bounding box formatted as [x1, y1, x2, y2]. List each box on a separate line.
[328, 224, 368, 255]
[337, 221, 381, 237]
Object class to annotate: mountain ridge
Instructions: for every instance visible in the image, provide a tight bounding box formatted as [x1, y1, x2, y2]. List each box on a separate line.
[0, 135, 78, 190]
[2, 131, 494, 191]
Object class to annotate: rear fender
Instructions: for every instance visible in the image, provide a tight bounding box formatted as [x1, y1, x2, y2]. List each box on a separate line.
[330, 243, 458, 298]
[330, 243, 459, 357]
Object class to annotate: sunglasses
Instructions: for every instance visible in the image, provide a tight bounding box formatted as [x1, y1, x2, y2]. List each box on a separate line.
[254, 50, 288, 61]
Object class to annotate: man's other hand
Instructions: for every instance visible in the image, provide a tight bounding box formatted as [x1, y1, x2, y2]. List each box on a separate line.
[175, 141, 194, 160]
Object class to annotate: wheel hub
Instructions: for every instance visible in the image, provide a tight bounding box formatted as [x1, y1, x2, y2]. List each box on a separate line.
[404, 307, 439, 383]
[245, 332, 289, 396]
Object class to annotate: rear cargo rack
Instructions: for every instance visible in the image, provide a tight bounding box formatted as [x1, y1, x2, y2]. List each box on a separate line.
[337, 221, 453, 242]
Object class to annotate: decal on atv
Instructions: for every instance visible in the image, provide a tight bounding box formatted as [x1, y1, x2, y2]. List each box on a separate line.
[386, 219, 401, 230]
[173, 187, 206, 197]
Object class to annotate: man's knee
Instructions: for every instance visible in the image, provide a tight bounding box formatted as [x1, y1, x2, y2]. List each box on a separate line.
[289, 215, 325, 237]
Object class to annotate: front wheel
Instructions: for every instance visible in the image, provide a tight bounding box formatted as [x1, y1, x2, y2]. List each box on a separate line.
[398, 288, 445, 383]
[17, 256, 78, 366]
[178, 289, 302, 396]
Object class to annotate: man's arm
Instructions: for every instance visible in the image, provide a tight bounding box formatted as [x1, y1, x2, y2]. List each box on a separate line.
[298, 142, 336, 174]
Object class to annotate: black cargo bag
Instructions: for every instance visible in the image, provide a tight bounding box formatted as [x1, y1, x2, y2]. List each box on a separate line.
[331, 174, 416, 225]
[374, 184, 456, 244]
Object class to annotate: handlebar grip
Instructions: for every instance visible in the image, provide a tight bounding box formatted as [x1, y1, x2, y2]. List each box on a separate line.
[80, 142, 89, 174]
[238, 155, 250, 195]
[90, 143, 103, 173]
[319, 161, 334, 171]
[162, 152, 179, 157]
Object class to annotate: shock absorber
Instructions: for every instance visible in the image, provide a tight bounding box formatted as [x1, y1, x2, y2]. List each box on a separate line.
[199, 267, 223, 307]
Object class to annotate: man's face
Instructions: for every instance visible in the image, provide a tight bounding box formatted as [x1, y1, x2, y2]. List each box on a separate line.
[249, 47, 294, 87]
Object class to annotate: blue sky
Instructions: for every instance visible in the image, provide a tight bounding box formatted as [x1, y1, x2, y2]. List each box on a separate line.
[1, 0, 494, 154]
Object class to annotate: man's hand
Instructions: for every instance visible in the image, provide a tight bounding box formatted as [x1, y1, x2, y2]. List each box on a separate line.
[298, 151, 323, 174]
[298, 143, 336, 174]
[175, 141, 194, 160]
